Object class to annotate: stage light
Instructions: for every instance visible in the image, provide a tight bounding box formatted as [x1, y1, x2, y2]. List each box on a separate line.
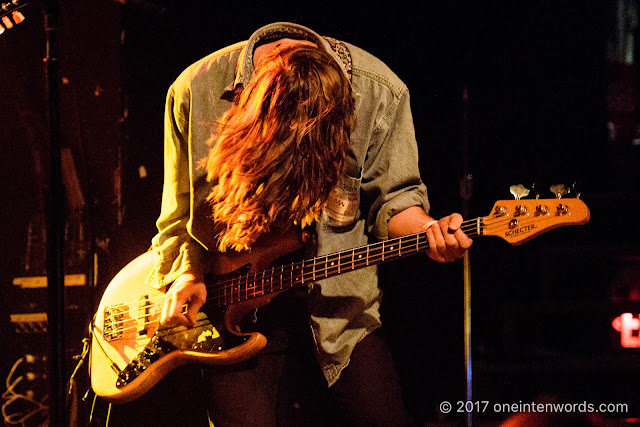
[2, 15, 13, 29]
[0, 0, 26, 35]
[12, 10, 24, 24]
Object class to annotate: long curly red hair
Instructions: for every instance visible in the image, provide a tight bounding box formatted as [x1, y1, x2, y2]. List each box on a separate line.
[204, 44, 355, 252]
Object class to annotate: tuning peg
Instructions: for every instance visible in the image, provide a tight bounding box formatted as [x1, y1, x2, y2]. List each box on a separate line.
[571, 181, 582, 199]
[530, 182, 541, 199]
[509, 184, 530, 200]
[550, 184, 570, 199]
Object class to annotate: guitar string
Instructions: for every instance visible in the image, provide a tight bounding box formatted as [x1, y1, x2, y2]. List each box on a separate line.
[154, 319, 218, 340]
[104, 213, 551, 318]
[138, 318, 218, 343]
[204, 212, 563, 305]
[103, 315, 215, 339]
[109, 228, 451, 333]
[107, 229, 440, 332]
[105, 212, 567, 332]
[104, 224, 446, 314]
[203, 213, 534, 296]
[110, 222, 478, 331]
[105, 213, 511, 313]
[204, 217, 479, 294]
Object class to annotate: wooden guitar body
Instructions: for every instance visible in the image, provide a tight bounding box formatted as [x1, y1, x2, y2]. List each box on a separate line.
[90, 251, 264, 403]
[90, 228, 303, 403]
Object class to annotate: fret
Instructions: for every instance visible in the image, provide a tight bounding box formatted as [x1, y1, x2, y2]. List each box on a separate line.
[244, 274, 249, 301]
[366, 245, 369, 266]
[252, 272, 256, 295]
[323, 255, 328, 278]
[290, 263, 294, 289]
[270, 267, 275, 294]
[210, 222, 493, 310]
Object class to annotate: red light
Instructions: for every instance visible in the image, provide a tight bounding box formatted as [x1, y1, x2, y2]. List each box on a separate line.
[611, 313, 640, 348]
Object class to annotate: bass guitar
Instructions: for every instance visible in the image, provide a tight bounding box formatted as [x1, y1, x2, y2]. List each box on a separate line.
[90, 197, 590, 403]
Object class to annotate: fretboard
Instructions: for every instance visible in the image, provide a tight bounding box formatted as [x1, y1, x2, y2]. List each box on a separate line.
[206, 218, 483, 308]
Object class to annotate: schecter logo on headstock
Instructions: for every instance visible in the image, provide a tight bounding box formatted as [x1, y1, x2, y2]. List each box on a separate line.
[504, 223, 537, 238]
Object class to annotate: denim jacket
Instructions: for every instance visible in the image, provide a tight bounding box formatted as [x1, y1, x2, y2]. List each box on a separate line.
[147, 22, 429, 386]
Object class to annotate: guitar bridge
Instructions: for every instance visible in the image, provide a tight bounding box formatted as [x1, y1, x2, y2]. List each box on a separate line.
[103, 305, 127, 342]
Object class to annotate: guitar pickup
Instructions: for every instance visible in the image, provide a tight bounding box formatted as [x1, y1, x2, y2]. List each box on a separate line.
[137, 295, 150, 336]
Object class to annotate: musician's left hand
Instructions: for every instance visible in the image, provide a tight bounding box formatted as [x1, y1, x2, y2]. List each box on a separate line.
[425, 213, 473, 263]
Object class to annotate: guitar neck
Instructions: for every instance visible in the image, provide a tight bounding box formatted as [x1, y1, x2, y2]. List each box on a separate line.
[206, 218, 484, 308]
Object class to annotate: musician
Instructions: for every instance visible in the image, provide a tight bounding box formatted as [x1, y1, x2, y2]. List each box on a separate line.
[149, 22, 472, 426]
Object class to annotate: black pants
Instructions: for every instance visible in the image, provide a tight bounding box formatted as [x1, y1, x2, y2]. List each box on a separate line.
[205, 290, 414, 427]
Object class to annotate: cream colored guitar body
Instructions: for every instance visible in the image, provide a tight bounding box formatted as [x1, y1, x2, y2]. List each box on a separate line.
[90, 229, 303, 404]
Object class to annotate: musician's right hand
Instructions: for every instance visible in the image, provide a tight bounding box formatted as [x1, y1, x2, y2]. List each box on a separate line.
[160, 271, 207, 327]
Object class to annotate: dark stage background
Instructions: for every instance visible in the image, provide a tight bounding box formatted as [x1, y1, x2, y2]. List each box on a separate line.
[1, 1, 639, 426]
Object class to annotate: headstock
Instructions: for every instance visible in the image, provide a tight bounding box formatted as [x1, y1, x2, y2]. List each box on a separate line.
[482, 184, 590, 245]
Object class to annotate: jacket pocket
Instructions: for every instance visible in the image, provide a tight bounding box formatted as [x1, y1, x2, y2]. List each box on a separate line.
[321, 172, 361, 229]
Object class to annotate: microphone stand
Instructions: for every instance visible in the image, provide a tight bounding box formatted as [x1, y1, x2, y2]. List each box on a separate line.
[461, 85, 473, 427]
[42, 0, 66, 425]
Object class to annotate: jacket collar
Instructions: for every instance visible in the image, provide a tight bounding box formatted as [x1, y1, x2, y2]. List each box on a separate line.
[225, 22, 350, 94]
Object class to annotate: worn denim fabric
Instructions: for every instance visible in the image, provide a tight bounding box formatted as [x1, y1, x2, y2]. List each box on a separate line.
[147, 22, 429, 386]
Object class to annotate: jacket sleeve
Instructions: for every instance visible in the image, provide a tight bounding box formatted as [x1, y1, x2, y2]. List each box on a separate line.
[362, 85, 430, 241]
[146, 82, 204, 289]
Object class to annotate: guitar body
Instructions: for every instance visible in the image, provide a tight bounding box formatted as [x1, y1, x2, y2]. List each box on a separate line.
[90, 251, 265, 403]
[91, 228, 304, 403]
